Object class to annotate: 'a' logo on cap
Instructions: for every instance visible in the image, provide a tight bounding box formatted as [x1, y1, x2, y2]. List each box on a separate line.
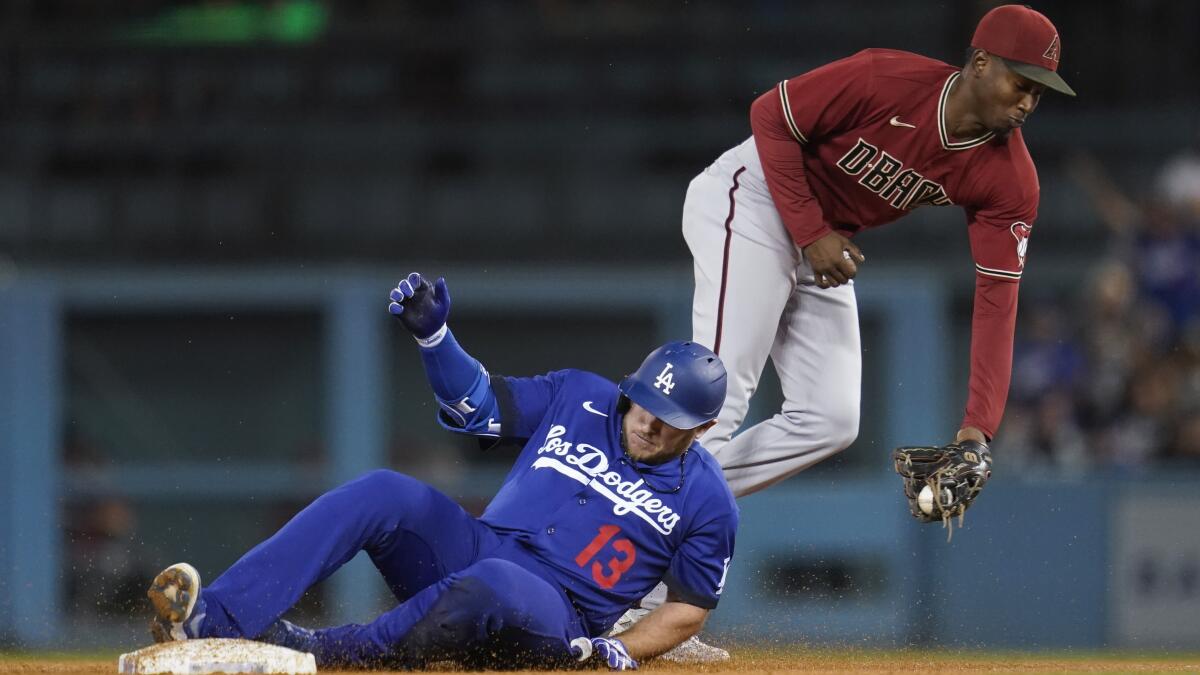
[1043, 34, 1061, 62]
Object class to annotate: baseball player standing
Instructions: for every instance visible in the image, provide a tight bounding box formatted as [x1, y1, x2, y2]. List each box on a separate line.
[641, 4, 1075, 661]
[145, 272, 737, 671]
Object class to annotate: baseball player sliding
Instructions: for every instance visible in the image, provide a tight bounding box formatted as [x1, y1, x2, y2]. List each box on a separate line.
[145, 272, 737, 671]
[639, 4, 1075, 660]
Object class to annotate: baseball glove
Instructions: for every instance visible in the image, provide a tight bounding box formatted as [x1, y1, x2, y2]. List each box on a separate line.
[892, 440, 992, 538]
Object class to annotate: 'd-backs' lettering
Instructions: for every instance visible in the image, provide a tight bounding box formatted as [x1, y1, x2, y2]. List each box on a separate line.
[836, 137, 951, 211]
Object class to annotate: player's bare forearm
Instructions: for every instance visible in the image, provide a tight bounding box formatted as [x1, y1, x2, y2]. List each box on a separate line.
[614, 601, 708, 660]
[956, 426, 987, 444]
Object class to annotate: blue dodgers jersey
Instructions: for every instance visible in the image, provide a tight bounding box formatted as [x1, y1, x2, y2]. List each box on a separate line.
[479, 369, 738, 636]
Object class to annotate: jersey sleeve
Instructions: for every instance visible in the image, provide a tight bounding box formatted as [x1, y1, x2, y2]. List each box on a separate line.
[750, 50, 877, 247]
[966, 189, 1037, 282]
[491, 370, 571, 442]
[960, 158, 1039, 439]
[662, 496, 738, 609]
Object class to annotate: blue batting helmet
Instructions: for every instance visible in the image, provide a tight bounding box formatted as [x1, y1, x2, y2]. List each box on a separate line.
[618, 341, 727, 430]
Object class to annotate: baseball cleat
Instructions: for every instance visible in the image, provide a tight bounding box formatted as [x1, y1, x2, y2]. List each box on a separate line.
[147, 562, 202, 643]
[657, 634, 731, 663]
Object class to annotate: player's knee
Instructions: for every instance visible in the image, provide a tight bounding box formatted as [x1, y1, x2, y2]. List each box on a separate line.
[448, 559, 539, 627]
[401, 571, 508, 656]
[453, 560, 524, 607]
[824, 403, 860, 452]
[438, 573, 505, 627]
[779, 399, 859, 452]
[354, 469, 421, 496]
[401, 560, 573, 668]
[340, 469, 431, 515]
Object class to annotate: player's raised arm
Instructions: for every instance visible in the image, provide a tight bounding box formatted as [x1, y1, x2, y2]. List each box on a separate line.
[388, 272, 501, 437]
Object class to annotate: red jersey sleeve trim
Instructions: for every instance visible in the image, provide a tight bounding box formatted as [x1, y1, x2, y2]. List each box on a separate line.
[777, 81, 809, 145]
[974, 263, 1022, 281]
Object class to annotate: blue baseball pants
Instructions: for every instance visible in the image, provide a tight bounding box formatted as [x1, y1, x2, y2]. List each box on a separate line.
[185, 470, 586, 668]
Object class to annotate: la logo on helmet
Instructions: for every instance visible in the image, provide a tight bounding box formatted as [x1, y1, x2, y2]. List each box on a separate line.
[654, 362, 676, 395]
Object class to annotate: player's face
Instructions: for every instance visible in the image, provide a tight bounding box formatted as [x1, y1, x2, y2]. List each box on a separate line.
[978, 57, 1044, 138]
[622, 402, 704, 464]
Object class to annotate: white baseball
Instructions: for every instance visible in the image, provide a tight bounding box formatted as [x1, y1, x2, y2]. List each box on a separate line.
[918, 484, 936, 515]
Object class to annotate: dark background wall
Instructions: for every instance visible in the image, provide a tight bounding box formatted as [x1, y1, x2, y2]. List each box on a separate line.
[1, 1, 1196, 265]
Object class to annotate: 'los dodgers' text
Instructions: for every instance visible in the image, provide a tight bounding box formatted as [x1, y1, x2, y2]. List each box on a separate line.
[533, 425, 682, 535]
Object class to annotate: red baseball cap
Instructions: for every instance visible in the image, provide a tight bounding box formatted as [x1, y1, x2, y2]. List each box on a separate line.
[971, 4, 1076, 97]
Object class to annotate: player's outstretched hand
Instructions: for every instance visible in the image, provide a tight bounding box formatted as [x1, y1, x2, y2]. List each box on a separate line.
[388, 272, 450, 340]
[802, 231, 865, 289]
[590, 637, 638, 671]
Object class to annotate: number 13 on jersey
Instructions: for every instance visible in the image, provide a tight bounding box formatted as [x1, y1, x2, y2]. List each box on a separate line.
[575, 524, 637, 589]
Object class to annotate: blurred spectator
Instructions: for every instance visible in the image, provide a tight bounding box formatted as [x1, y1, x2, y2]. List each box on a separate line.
[62, 428, 161, 617]
[1073, 152, 1200, 343]
[1166, 409, 1200, 464]
[1102, 360, 1181, 469]
[1000, 301, 1090, 472]
[1158, 149, 1200, 223]
[996, 164, 1197, 474]
[1057, 154, 1200, 470]
[1166, 410, 1200, 464]
[1009, 303, 1085, 405]
[1133, 203, 1200, 340]
[1078, 260, 1149, 423]
[65, 497, 162, 617]
[995, 391, 1089, 473]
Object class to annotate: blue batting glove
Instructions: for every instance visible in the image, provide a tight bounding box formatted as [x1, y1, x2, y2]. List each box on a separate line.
[591, 637, 637, 671]
[388, 272, 450, 340]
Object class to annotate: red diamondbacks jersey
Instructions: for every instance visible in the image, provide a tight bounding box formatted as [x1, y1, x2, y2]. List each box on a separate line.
[750, 48, 1041, 438]
[752, 48, 1038, 279]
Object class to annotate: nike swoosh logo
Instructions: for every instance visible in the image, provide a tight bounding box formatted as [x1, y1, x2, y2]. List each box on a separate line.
[889, 116, 916, 129]
[582, 401, 608, 417]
